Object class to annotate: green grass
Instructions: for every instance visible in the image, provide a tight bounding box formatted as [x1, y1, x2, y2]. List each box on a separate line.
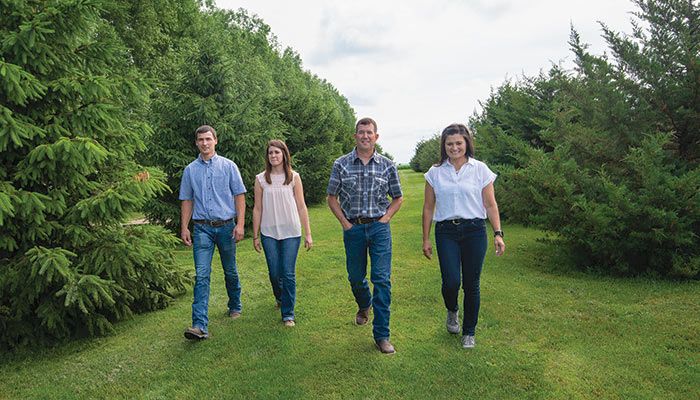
[2, 170, 698, 399]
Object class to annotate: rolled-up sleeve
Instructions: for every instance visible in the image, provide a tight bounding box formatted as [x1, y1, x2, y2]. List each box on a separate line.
[387, 164, 403, 199]
[480, 164, 497, 188]
[424, 166, 435, 188]
[327, 161, 342, 196]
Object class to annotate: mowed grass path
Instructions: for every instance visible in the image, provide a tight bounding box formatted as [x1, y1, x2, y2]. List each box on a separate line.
[2, 171, 698, 399]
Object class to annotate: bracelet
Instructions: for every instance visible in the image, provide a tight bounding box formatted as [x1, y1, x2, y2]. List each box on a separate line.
[253, 237, 260, 241]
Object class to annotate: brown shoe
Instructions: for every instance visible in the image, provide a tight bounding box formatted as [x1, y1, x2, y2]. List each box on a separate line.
[375, 339, 395, 354]
[184, 327, 209, 340]
[229, 311, 241, 319]
[355, 307, 370, 325]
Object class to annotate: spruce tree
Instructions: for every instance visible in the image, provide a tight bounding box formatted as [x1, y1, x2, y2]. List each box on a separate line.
[469, 0, 699, 277]
[0, 0, 188, 348]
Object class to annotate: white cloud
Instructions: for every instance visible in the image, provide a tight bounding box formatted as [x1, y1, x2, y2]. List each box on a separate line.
[217, 0, 634, 162]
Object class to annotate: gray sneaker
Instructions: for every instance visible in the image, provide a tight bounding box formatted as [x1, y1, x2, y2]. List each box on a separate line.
[461, 335, 475, 348]
[446, 310, 460, 334]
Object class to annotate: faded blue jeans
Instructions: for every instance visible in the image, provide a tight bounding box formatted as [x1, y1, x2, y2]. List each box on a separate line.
[343, 221, 392, 341]
[192, 221, 242, 333]
[434, 218, 487, 336]
[261, 234, 301, 322]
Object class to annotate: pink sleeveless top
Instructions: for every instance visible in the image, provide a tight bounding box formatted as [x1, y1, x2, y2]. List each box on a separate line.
[257, 171, 302, 240]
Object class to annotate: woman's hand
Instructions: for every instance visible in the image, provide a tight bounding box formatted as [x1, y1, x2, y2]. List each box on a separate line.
[494, 236, 505, 256]
[304, 234, 313, 251]
[253, 237, 262, 253]
[422, 239, 433, 260]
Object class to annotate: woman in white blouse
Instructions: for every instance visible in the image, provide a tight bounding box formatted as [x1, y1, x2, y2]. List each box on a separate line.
[253, 140, 313, 327]
[422, 123, 505, 348]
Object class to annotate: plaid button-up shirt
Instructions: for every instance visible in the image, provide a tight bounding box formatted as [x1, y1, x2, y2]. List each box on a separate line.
[327, 148, 403, 219]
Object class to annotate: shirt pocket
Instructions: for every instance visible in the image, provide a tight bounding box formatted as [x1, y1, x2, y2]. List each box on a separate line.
[340, 174, 359, 196]
[371, 176, 388, 194]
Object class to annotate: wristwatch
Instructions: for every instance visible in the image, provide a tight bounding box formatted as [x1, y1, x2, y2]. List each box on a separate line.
[494, 230, 504, 238]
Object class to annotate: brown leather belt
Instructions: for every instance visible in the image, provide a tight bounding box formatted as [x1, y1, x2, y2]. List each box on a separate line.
[348, 216, 381, 225]
[192, 218, 233, 227]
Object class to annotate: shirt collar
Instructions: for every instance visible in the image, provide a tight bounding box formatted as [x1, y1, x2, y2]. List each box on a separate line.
[197, 153, 218, 164]
[442, 157, 474, 168]
[351, 147, 378, 164]
[443, 157, 473, 169]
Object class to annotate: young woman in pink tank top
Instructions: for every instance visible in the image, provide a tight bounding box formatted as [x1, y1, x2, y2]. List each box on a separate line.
[252, 140, 313, 326]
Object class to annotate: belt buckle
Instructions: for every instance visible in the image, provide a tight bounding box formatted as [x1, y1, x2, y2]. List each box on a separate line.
[451, 219, 461, 225]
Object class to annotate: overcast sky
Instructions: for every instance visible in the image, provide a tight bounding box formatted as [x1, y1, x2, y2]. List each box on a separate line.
[216, 0, 635, 163]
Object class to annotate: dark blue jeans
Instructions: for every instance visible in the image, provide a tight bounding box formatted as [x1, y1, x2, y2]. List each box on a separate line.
[343, 221, 392, 341]
[192, 221, 242, 333]
[261, 234, 301, 321]
[434, 218, 487, 336]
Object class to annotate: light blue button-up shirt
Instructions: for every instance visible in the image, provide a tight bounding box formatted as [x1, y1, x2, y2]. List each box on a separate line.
[179, 154, 246, 220]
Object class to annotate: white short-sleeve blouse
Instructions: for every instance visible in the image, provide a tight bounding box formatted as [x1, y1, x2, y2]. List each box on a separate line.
[257, 171, 302, 240]
[424, 158, 497, 221]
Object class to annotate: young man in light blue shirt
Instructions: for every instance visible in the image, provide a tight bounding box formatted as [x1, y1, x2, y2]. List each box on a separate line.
[179, 125, 246, 340]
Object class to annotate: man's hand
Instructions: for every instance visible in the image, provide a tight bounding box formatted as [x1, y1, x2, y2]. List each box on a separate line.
[181, 228, 192, 246]
[233, 224, 244, 243]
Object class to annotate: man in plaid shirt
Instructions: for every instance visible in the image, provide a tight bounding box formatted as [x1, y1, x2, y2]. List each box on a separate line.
[327, 117, 403, 354]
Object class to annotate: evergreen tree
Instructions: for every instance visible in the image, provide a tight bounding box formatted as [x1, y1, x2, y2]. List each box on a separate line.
[409, 134, 440, 172]
[471, 0, 699, 277]
[143, 8, 281, 231]
[0, 0, 188, 348]
[144, 8, 356, 227]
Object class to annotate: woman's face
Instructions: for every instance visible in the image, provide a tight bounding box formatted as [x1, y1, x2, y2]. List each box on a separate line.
[268, 146, 284, 167]
[444, 134, 467, 160]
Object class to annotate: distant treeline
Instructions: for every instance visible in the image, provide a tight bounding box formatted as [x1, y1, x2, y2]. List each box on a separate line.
[411, 0, 699, 278]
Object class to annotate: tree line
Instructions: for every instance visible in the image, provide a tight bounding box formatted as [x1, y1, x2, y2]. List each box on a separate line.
[0, 0, 356, 348]
[410, 0, 699, 278]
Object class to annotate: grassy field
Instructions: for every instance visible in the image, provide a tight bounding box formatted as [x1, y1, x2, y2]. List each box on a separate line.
[2, 170, 698, 399]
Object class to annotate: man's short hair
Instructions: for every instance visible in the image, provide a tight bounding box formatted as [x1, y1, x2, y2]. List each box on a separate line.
[355, 117, 377, 133]
[195, 125, 217, 140]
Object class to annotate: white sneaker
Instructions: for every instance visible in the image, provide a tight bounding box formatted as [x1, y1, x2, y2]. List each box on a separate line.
[446, 310, 460, 334]
[461, 335, 475, 348]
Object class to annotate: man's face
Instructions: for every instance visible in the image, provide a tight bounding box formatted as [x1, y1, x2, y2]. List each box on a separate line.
[354, 123, 378, 152]
[196, 131, 217, 157]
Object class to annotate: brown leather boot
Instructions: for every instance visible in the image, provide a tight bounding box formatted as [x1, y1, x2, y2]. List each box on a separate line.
[375, 339, 396, 354]
[355, 307, 370, 325]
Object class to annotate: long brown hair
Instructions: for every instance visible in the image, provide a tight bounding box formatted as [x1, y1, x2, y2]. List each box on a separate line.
[437, 123, 475, 166]
[264, 139, 293, 185]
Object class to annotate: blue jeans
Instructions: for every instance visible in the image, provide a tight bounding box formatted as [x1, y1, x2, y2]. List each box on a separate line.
[261, 234, 301, 321]
[343, 221, 392, 341]
[434, 218, 487, 336]
[192, 221, 242, 333]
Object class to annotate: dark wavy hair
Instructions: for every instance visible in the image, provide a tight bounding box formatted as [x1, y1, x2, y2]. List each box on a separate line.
[437, 123, 475, 166]
[264, 139, 293, 185]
